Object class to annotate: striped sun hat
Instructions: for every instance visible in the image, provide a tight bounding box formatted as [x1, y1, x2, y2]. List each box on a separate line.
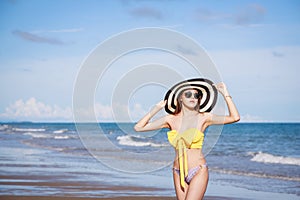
[164, 78, 218, 114]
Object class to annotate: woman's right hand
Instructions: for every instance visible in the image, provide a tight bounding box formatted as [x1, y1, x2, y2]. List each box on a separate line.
[134, 100, 168, 132]
[155, 100, 167, 109]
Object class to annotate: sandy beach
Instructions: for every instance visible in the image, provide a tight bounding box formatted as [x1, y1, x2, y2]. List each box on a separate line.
[0, 175, 246, 200]
[0, 196, 246, 200]
[1, 174, 298, 200]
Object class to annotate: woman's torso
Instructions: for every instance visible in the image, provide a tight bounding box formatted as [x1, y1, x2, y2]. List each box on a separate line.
[167, 112, 209, 169]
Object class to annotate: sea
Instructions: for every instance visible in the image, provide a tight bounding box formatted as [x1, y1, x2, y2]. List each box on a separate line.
[0, 122, 299, 198]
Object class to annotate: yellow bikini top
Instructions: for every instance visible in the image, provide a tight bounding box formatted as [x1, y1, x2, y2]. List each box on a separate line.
[167, 128, 204, 149]
[167, 128, 204, 189]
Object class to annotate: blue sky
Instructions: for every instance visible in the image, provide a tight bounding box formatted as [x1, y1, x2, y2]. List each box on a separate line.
[0, 0, 299, 122]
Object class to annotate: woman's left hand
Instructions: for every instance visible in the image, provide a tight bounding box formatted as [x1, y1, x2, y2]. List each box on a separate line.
[213, 82, 229, 96]
[210, 82, 240, 124]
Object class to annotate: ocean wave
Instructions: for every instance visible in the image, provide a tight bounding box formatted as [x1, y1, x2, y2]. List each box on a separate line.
[0, 125, 9, 131]
[54, 135, 72, 140]
[24, 132, 50, 138]
[249, 151, 300, 166]
[53, 129, 68, 134]
[23, 132, 75, 140]
[117, 135, 167, 147]
[13, 128, 46, 132]
[211, 167, 300, 182]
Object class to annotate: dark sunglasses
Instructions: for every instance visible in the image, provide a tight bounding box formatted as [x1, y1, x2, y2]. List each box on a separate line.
[184, 91, 200, 99]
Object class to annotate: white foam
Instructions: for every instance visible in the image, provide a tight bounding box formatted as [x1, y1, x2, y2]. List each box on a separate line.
[53, 129, 68, 134]
[117, 135, 167, 147]
[250, 151, 300, 166]
[24, 132, 49, 138]
[54, 135, 70, 139]
[0, 125, 9, 131]
[13, 128, 46, 132]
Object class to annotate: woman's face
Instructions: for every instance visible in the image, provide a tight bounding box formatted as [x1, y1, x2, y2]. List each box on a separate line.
[180, 89, 200, 109]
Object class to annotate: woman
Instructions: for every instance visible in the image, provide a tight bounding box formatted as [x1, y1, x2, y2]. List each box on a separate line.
[134, 78, 240, 200]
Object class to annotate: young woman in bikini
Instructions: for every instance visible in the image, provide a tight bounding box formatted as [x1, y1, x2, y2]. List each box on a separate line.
[134, 79, 240, 200]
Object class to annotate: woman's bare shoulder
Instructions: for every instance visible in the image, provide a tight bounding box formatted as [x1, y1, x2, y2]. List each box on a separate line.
[165, 114, 177, 121]
[201, 112, 213, 120]
[165, 114, 180, 125]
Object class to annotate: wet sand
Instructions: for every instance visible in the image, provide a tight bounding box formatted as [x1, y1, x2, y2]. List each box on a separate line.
[0, 196, 247, 200]
[0, 175, 248, 200]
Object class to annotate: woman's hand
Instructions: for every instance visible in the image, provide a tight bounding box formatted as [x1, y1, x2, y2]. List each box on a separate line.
[134, 100, 168, 132]
[213, 82, 230, 97]
[155, 100, 167, 110]
[209, 82, 240, 124]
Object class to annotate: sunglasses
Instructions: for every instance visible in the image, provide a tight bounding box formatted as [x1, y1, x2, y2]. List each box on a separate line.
[184, 91, 201, 99]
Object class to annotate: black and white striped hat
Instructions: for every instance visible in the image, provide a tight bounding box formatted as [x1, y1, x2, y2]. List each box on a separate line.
[164, 78, 218, 114]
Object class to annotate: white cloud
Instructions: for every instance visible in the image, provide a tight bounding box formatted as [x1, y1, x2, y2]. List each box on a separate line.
[95, 103, 113, 120]
[0, 98, 72, 121]
[94, 102, 148, 122]
[240, 114, 269, 123]
[0, 97, 148, 122]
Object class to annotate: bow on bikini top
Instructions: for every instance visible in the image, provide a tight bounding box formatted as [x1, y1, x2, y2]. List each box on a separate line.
[167, 128, 204, 188]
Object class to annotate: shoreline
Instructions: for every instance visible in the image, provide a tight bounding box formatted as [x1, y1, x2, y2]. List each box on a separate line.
[0, 196, 248, 200]
[1, 175, 298, 200]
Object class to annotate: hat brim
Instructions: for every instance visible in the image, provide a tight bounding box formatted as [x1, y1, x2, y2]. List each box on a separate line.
[164, 78, 218, 114]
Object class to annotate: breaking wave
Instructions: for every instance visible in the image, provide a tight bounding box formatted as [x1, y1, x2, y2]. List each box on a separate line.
[13, 128, 46, 132]
[117, 135, 167, 147]
[249, 151, 300, 166]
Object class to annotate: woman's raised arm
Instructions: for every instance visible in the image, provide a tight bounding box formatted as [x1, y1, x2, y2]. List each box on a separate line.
[134, 100, 170, 132]
[208, 82, 240, 125]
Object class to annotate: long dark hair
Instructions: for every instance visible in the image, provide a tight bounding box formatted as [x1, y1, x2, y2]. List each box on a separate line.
[174, 88, 203, 114]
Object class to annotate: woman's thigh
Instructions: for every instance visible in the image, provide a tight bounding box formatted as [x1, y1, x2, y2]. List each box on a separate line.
[185, 167, 209, 200]
[173, 170, 188, 200]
